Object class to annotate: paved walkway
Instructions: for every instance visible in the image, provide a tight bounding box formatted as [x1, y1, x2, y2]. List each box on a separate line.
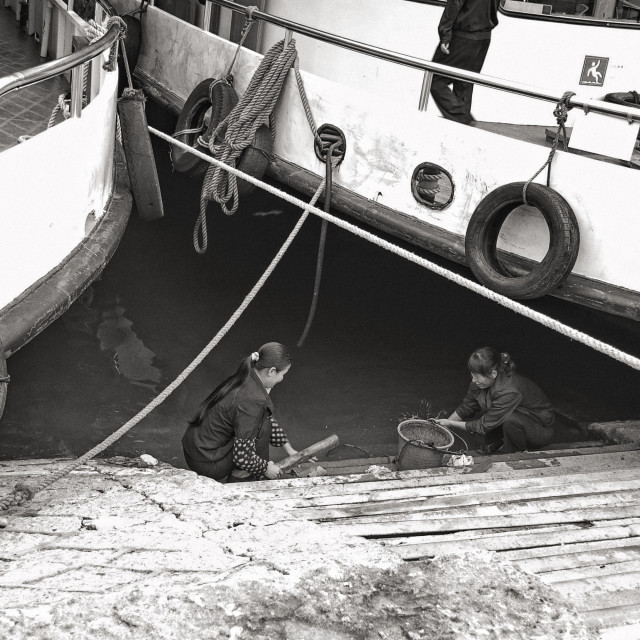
[0, 6, 68, 152]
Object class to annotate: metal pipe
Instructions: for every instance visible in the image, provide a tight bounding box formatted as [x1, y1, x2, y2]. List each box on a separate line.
[0, 23, 120, 98]
[418, 70, 433, 112]
[205, 0, 640, 123]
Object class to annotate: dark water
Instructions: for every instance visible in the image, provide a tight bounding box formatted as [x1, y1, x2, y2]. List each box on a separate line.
[2, 131, 640, 465]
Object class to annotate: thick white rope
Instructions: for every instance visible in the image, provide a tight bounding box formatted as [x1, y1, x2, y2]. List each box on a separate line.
[150, 125, 640, 372]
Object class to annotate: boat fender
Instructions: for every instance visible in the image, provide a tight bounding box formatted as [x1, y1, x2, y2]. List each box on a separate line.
[604, 91, 640, 109]
[172, 79, 239, 176]
[117, 89, 164, 221]
[117, 14, 142, 97]
[173, 80, 273, 194]
[0, 338, 8, 423]
[232, 122, 273, 200]
[464, 182, 580, 299]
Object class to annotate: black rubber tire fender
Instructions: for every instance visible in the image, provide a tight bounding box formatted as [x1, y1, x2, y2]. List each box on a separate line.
[464, 182, 580, 300]
[172, 79, 238, 176]
[117, 15, 142, 97]
[604, 91, 640, 109]
[235, 123, 273, 198]
[0, 338, 7, 422]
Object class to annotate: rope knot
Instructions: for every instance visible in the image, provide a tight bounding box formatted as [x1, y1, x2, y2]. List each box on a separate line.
[103, 16, 128, 72]
[245, 5, 258, 21]
[552, 91, 575, 125]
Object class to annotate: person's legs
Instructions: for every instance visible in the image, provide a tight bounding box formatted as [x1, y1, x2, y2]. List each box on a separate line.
[183, 449, 233, 481]
[502, 413, 554, 453]
[431, 37, 491, 124]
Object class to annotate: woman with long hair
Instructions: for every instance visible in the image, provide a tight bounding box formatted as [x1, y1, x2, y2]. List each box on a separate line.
[182, 342, 297, 482]
[436, 346, 555, 453]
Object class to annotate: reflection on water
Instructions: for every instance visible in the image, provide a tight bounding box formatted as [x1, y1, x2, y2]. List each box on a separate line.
[63, 287, 162, 391]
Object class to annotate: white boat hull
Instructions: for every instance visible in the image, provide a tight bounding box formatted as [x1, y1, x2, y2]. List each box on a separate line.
[117, 0, 640, 320]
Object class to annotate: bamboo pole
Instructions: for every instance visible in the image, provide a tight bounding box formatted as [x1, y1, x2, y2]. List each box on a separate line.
[278, 435, 339, 473]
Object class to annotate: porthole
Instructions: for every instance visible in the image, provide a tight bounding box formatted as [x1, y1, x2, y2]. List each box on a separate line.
[411, 163, 454, 210]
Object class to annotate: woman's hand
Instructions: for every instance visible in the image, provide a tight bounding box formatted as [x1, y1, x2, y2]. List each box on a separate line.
[435, 418, 454, 428]
[264, 461, 282, 480]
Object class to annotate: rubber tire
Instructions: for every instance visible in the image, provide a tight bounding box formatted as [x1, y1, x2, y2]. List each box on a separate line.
[172, 79, 238, 176]
[235, 123, 273, 198]
[117, 15, 142, 97]
[0, 340, 6, 422]
[604, 91, 640, 109]
[465, 182, 580, 300]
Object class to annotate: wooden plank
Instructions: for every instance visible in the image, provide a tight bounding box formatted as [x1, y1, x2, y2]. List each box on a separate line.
[581, 603, 640, 629]
[552, 570, 640, 597]
[384, 524, 640, 559]
[572, 587, 640, 616]
[302, 490, 640, 525]
[542, 558, 640, 583]
[262, 468, 640, 507]
[223, 450, 640, 496]
[499, 536, 640, 562]
[384, 518, 640, 549]
[307, 456, 396, 469]
[513, 545, 640, 574]
[322, 508, 640, 539]
[281, 480, 640, 520]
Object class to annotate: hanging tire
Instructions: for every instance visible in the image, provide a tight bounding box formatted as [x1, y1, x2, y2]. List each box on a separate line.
[604, 91, 640, 109]
[117, 15, 142, 97]
[0, 338, 7, 423]
[464, 182, 580, 299]
[235, 123, 273, 198]
[172, 79, 238, 176]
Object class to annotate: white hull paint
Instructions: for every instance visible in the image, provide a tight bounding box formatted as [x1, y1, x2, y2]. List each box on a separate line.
[118, 0, 640, 319]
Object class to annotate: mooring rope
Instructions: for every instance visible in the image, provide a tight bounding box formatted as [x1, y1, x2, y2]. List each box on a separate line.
[0, 177, 327, 513]
[522, 91, 575, 205]
[199, 38, 297, 220]
[152, 126, 640, 372]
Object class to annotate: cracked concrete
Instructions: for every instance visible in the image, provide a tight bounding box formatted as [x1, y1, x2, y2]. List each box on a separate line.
[0, 457, 595, 639]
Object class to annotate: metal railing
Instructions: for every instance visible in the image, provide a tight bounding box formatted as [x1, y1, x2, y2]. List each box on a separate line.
[202, 0, 640, 123]
[0, 15, 120, 119]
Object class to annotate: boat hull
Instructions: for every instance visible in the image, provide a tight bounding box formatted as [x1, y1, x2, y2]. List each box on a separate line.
[0, 143, 132, 357]
[119, 1, 640, 321]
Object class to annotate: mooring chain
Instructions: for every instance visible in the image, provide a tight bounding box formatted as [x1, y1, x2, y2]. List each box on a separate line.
[522, 90, 575, 206]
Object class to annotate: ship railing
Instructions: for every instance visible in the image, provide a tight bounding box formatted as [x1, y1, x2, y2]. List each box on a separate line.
[177, 0, 640, 125]
[0, 1, 120, 119]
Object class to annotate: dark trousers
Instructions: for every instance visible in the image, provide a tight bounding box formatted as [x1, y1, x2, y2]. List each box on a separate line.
[502, 412, 554, 454]
[430, 36, 491, 124]
[183, 449, 233, 481]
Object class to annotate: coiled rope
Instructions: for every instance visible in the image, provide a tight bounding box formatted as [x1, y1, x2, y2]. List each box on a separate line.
[522, 91, 575, 205]
[193, 44, 321, 253]
[0, 178, 327, 513]
[153, 126, 640, 374]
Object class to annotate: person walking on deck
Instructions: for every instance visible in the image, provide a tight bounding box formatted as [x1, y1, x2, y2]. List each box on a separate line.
[182, 342, 298, 482]
[435, 347, 555, 453]
[430, 0, 499, 125]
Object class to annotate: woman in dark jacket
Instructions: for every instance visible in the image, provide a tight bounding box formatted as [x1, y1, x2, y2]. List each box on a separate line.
[436, 346, 555, 453]
[182, 342, 297, 482]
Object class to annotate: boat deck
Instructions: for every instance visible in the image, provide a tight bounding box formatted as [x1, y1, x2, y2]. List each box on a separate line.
[228, 440, 640, 638]
[0, 6, 68, 153]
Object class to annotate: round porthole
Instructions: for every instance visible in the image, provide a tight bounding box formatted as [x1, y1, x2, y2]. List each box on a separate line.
[411, 163, 454, 210]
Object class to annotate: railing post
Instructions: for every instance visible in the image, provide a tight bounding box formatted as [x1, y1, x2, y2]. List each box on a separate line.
[418, 70, 433, 112]
[40, 0, 53, 57]
[284, 28, 293, 46]
[69, 63, 83, 118]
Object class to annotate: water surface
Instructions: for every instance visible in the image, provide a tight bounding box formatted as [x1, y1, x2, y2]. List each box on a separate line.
[3, 138, 640, 466]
